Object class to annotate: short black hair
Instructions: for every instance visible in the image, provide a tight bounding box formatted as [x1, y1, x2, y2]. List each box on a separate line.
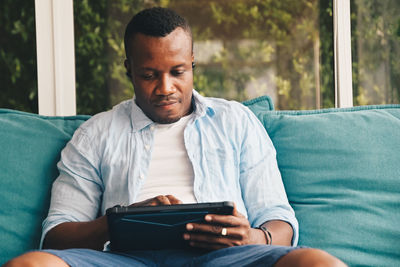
[124, 7, 192, 59]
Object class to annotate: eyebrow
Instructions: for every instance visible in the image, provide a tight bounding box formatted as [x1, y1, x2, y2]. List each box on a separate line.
[171, 64, 186, 68]
[138, 64, 188, 72]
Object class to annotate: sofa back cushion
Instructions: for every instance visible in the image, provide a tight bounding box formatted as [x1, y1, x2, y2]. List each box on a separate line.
[244, 102, 400, 267]
[242, 95, 274, 112]
[0, 109, 89, 264]
[2, 100, 399, 266]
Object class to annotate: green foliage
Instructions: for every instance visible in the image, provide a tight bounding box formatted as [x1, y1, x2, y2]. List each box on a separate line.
[74, 0, 109, 114]
[0, 0, 37, 113]
[319, 0, 335, 108]
[2, 0, 398, 114]
[74, 0, 167, 114]
[167, 0, 335, 110]
[352, 0, 400, 105]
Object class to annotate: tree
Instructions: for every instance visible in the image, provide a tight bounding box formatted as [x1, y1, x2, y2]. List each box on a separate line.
[170, 0, 335, 110]
[4, 0, 397, 114]
[351, 0, 400, 105]
[0, 0, 37, 113]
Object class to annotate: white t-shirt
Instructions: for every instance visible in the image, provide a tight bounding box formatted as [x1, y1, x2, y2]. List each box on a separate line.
[135, 114, 197, 203]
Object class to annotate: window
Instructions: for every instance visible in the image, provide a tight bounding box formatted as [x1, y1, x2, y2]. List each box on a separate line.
[5, 1, 397, 115]
[351, 0, 400, 105]
[74, 0, 334, 114]
[0, 0, 37, 113]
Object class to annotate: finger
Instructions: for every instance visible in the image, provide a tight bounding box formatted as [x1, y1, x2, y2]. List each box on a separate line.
[130, 195, 177, 207]
[153, 195, 172, 205]
[187, 223, 245, 239]
[231, 203, 245, 218]
[184, 232, 243, 248]
[187, 223, 227, 236]
[184, 231, 232, 245]
[165, 195, 183, 205]
[129, 198, 158, 207]
[204, 213, 243, 227]
[187, 223, 225, 236]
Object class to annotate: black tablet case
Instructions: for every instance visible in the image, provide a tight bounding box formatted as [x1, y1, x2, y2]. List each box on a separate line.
[106, 202, 234, 252]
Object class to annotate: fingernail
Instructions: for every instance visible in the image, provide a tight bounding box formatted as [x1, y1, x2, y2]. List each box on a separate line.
[205, 215, 212, 222]
[183, 233, 190, 240]
[186, 223, 193, 230]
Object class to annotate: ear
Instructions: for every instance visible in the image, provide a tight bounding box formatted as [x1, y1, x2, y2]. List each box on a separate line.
[191, 54, 195, 69]
[124, 59, 132, 78]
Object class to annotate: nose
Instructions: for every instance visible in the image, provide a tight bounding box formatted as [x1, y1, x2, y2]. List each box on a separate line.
[155, 74, 176, 96]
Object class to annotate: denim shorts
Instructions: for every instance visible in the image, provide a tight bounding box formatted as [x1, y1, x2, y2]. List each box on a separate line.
[43, 245, 300, 267]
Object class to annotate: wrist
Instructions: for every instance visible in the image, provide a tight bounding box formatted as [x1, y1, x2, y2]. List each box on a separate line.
[257, 225, 272, 245]
[250, 227, 269, 245]
[94, 215, 110, 245]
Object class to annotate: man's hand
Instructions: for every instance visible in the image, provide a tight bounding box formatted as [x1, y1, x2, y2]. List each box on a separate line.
[129, 195, 183, 207]
[183, 205, 266, 250]
[43, 195, 183, 250]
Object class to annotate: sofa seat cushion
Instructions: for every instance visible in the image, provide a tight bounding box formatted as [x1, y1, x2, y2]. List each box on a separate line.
[244, 103, 400, 267]
[0, 109, 90, 264]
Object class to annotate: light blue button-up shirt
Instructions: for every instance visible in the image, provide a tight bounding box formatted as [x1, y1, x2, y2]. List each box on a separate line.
[41, 90, 298, 247]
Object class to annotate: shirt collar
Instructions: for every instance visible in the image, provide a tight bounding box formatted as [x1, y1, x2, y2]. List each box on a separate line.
[130, 100, 153, 132]
[191, 89, 215, 118]
[130, 89, 215, 132]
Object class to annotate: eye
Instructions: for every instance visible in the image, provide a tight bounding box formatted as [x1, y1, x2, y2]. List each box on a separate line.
[141, 73, 155, 80]
[171, 70, 185, 77]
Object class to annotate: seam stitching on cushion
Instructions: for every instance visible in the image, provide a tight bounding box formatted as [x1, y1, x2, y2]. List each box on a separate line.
[267, 104, 400, 116]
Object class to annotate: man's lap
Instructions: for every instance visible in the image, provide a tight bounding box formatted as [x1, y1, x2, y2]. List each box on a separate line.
[42, 245, 299, 267]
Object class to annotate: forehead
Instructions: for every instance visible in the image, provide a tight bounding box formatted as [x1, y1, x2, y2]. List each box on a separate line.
[127, 28, 192, 63]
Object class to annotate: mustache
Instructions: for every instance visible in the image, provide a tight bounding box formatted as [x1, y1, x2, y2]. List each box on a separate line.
[152, 95, 180, 105]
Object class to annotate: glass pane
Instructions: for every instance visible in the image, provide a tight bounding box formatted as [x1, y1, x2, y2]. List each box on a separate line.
[175, 0, 334, 110]
[74, 0, 334, 114]
[0, 0, 38, 113]
[351, 0, 400, 105]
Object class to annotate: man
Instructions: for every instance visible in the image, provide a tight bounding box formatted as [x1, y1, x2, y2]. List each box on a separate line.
[5, 7, 345, 267]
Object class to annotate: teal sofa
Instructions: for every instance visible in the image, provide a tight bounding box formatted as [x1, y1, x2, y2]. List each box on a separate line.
[1, 97, 399, 266]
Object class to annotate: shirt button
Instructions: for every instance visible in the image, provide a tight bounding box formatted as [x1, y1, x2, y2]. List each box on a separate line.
[144, 144, 150, 151]
[139, 174, 145, 180]
[150, 125, 155, 131]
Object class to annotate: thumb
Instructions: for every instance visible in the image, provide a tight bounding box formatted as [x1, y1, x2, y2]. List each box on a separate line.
[232, 202, 245, 218]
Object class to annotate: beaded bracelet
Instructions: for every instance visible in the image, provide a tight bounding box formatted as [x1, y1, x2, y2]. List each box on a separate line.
[257, 225, 272, 245]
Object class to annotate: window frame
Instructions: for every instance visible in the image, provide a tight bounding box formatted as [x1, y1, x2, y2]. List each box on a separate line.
[35, 0, 76, 116]
[333, 0, 353, 108]
[34, 0, 353, 116]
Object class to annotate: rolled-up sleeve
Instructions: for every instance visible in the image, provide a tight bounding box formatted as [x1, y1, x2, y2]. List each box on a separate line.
[40, 128, 103, 248]
[239, 108, 299, 246]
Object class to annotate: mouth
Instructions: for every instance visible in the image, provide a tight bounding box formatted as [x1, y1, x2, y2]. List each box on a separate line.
[154, 100, 178, 107]
[153, 95, 181, 106]
[153, 100, 180, 111]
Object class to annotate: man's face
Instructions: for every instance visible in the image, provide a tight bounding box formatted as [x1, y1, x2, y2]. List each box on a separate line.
[125, 27, 194, 124]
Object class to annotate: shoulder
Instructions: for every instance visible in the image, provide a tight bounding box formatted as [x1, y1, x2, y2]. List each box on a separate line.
[68, 100, 133, 151]
[204, 96, 258, 122]
[78, 99, 132, 136]
[66, 100, 133, 159]
[195, 96, 267, 144]
[204, 96, 269, 140]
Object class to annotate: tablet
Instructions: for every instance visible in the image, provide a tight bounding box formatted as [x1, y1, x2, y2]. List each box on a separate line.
[106, 201, 234, 252]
